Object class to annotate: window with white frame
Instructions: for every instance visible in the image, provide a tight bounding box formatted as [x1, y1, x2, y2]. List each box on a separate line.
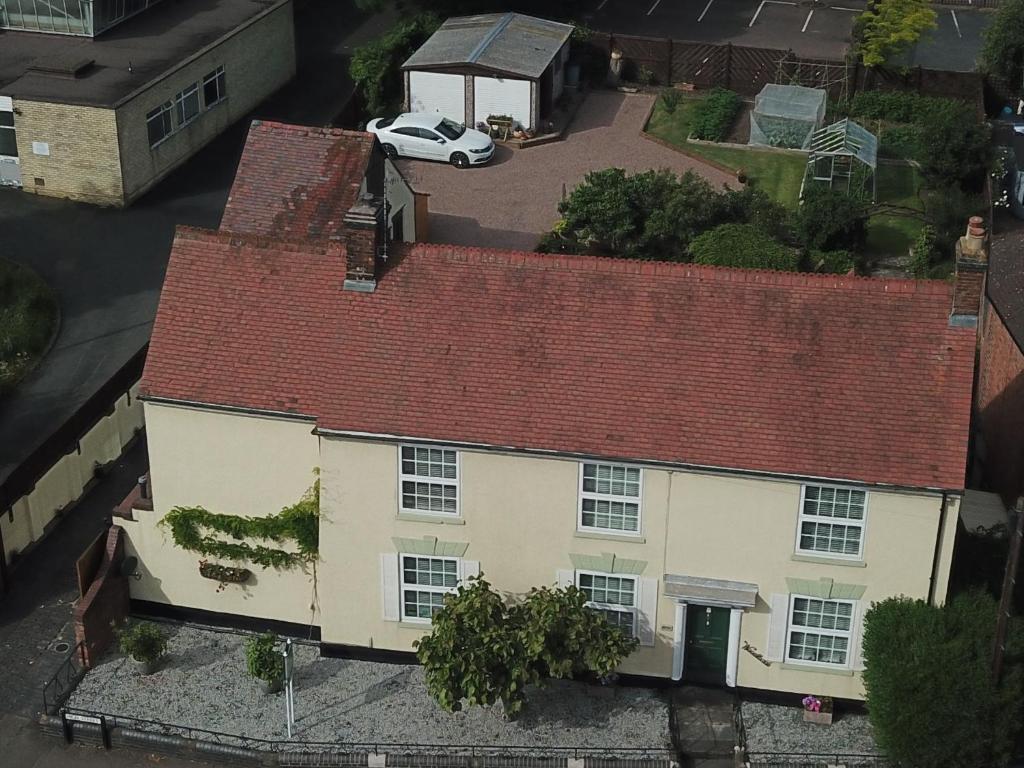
[174, 83, 200, 127]
[400, 555, 458, 621]
[577, 571, 637, 637]
[579, 463, 641, 534]
[400, 445, 458, 515]
[786, 595, 855, 666]
[146, 101, 173, 147]
[203, 66, 226, 107]
[797, 485, 867, 558]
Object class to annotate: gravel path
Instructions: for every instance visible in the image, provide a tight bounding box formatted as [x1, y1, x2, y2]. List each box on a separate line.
[68, 623, 672, 751]
[741, 701, 881, 757]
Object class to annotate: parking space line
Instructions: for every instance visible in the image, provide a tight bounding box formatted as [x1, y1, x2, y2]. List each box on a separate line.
[647, 0, 662, 15]
[950, 8, 962, 37]
[697, 0, 715, 22]
[597, 0, 609, 9]
[828, 6, 860, 10]
[801, 8, 814, 31]
[749, 0, 796, 27]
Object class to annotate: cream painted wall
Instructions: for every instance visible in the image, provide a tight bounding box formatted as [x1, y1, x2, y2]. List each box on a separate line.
[124, 402, 320, 625]
[384, 157, 416, 243]
[1, 384, 143, 564]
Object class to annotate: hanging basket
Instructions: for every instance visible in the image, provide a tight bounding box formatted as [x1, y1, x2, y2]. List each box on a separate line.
[199, 560, 251, 584]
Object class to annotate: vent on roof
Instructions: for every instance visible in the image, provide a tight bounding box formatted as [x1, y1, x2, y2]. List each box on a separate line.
[28, 56, 95, 79]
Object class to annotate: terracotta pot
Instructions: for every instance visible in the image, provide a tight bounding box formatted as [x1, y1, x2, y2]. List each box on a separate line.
[803, 709, 833, 725]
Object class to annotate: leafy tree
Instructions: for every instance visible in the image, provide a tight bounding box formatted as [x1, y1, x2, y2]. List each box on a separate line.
[689, 224, 798, 271]
[862, 592, 1024, 768]
[979, 0, 1024, 91]
[415, 576, 637, 717]
[795, 186, 869, 252]
[854, 0, 936, 68]
[547, 168, 790, 261]
[350, 14, 440, 115]
[918, 106, 994, 191]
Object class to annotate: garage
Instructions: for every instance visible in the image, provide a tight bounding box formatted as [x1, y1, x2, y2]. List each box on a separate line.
[402, 12, 573, 132]
[408, 71, 465, 124]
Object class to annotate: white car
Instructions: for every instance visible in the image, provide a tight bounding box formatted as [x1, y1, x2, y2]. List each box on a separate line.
[367, 112, 495, 168]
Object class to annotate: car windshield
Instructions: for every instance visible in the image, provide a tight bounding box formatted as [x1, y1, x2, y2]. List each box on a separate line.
[375, 117, 395, 129]
[435, 118, 465, 141]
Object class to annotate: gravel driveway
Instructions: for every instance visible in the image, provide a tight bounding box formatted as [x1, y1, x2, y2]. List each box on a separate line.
[397, 91, 735, 251]
[68, 623, 673, 752]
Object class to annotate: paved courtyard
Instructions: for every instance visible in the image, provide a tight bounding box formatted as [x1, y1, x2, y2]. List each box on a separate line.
[397, 91, 735, 251]
[68, 623, 675, 753]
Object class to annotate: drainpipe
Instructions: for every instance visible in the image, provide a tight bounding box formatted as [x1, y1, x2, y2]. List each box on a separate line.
[927, 492, 950, 606]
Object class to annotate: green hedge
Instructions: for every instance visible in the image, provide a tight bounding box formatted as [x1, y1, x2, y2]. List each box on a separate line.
[878, 124, 922, 160]
[690, 88, 741, 142]
[690, 223, 798, 271]
[350, 14, 440, 115]
[836, 91, 968, 126]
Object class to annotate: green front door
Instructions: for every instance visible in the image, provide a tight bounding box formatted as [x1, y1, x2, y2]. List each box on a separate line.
[684, 605, 730, 685]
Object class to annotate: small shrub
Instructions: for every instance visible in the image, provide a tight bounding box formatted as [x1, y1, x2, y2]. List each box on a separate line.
[811, 249, 856, 274]
[661, 90, 682, 114]
[245, 632, 285, 682]
[118, 621, 168, 664]
[690, 88, 741, 142]
[636, 65, 655, 86]
[909, 225, 939, 277]
[690, 224, 799, 271]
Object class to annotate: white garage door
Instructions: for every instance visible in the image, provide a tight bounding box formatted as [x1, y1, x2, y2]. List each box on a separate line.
[409, 71, 465, 124]
[473, 76, 532, 130]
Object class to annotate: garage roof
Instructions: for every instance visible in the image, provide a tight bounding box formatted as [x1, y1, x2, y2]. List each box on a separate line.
[402, 12, 573, 80]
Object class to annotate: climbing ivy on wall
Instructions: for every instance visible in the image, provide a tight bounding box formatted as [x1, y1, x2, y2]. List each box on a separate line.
[160, 476, 319, 569]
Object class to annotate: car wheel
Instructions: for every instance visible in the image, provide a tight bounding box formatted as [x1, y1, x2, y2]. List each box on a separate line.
[382, 143, 398, 159]
[450, 152, 469, 169]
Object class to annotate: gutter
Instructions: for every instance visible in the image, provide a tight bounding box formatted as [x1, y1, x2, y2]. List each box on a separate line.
[928, 491, 951, 606]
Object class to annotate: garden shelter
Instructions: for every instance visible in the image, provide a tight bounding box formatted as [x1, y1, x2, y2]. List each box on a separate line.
[802, 118, 878, 202]
[749, 84, 827, 149]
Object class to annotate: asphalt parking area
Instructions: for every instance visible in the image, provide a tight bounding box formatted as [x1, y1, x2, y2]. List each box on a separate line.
[581, 0, 863, 60]
[395, 91, 735, 252]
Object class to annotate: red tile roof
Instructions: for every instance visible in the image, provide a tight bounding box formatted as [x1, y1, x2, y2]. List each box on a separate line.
[141, 228, 976, 490]
[219, 120, 376, 239]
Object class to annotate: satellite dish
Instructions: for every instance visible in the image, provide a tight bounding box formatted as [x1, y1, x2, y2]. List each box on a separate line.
[120, 556, 138, 579]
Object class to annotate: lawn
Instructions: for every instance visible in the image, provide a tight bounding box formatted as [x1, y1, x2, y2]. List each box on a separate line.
[646, 95, 928, 267]
[0, 258, 58, 397]
[645, 97, 806, 208]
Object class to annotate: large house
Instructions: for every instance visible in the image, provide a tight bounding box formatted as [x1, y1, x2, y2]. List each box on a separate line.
[0, 0, 295, 204]
[115, 154, 979, 698]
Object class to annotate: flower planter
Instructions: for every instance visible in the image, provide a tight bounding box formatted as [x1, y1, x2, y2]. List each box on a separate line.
[259, 677, 283, 695]
[803, 709, 833, 725]
[199, 561, 251, 584]
[132, 657, 160, 675]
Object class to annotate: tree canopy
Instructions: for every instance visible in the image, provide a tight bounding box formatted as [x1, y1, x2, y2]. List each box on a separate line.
[854, 0, 936, 68]
[979, 0, 1024, 90]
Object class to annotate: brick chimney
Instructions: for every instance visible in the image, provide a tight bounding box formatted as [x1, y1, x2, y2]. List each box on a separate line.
[342, 191, 385, 292]
[949, 216, 988, 327]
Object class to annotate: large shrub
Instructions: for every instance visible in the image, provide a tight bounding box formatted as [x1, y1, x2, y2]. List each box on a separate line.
[690, 88, 741, 142]
[350, 14, 440, 116]
[918, 107, 994, 191]
[862, 592, 1024, 768]
[923, 188, 985, 258]
[547, 168, 790, 261]
[979, 0, 1024, 89]
[796, 186, 869, 252]
[415, 576, 637, 717]
[690, 224, 798, 271]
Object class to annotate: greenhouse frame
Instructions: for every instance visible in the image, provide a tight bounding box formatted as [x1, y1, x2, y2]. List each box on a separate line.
[748, 84, 827, 150]
[802, 118, 878, 202]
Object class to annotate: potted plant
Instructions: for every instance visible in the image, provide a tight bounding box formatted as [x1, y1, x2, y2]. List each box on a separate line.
[802, 694, 834, 725]
[246, 632, 285, 694]
[118, 621, 168, 675]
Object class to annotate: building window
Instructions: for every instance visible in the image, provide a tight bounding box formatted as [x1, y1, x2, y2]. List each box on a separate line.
[174, 83, 201, 127]
[577, 571, 637, 637]
[797, 485, 867, 558]
[401, 555, 458, 621]
[203, 66, 226, 108]
[786, 595, 855, 667]
[146, 101, 173, 147]
[399, 445, 458, 515]
[578, 463, 641, 534]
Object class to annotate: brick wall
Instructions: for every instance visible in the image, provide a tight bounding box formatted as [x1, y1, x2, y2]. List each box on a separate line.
[73, 525, 130, 668]
[977, 301, 1024, 505]
[116, 0, 296, 203]
[12, 102, 125, 206]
